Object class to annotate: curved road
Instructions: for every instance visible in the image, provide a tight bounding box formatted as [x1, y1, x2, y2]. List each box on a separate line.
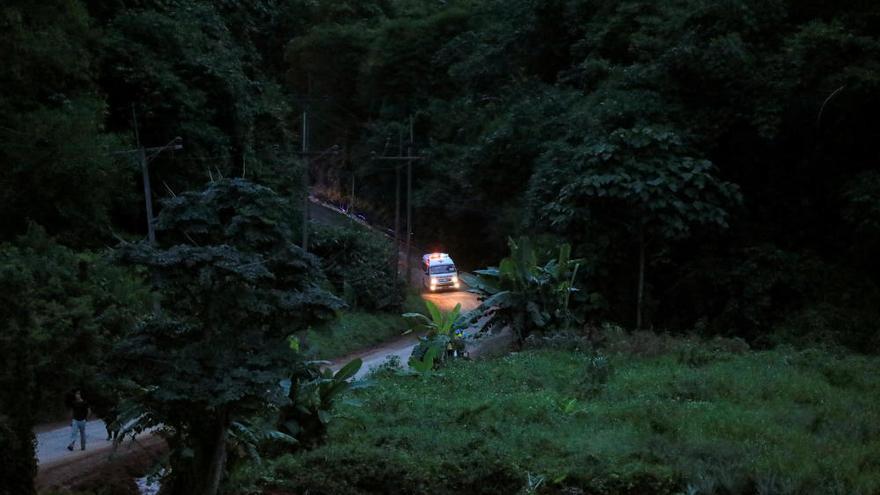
[36, 200, 484, 487]
[331, 288, 480, 379]
[37, 420, 114, 465]
[36, 289, 481, 481]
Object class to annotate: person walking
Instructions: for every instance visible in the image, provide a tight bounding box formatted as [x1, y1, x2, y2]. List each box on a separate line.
[67, 390, 90, 451]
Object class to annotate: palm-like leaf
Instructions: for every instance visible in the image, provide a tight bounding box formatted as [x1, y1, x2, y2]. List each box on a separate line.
[460, 272, 500, 294]
[462, 238, 582, 342]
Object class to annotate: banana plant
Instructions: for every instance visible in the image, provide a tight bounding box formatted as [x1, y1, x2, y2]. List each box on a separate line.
[277, 358, 363, 449]
[403, 299, 461, 337]
[409, 346, 440, 375]
[460, 237, 581, 344]
[404, 300, 465, 368]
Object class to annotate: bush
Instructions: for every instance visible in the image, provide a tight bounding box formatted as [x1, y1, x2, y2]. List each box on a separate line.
[0, 414, 36, 495]
[581, 351, 612, 397]
[0, 224, 149, 421]
[310, 223, 403, 311]
[523, 331, 590, 351]
[666, 246, 880, 351]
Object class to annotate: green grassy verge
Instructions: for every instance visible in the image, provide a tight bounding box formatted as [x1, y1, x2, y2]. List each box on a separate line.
[266, 344, 880, 494]
[303, 290, 425, 360]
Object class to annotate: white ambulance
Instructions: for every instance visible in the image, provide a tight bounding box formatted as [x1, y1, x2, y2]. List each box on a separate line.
[421, 253, 460, 292]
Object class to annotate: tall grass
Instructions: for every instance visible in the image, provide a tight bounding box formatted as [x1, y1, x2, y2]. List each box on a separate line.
[266, 343, 880, 494]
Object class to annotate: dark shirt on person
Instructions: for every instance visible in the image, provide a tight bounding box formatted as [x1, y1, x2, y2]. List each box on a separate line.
[72, 401, 89, 421]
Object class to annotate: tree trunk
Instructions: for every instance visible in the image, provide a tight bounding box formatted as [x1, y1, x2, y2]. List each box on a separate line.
[165, 415, 228, 495]
[636, 223, 645, 330]
[203, 419, 228, 495]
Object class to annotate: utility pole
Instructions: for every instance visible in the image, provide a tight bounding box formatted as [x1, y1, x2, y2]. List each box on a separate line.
[349, 171, 356, 224]
[405, 115, 414, 285]
[393, 161, 401, 276]
[347, 138, 355, 222]
[293, 84, 339, 252]
[301, 107, 310, 252]
[119, 107, 183, 243]
[295, 121, 339, 252]
[373, 116, 421, 283]
[113, 105, 183, 314]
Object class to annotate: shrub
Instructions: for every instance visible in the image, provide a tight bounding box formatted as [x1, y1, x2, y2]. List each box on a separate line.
[310, 223, 403, 311]
[0, 413, 36, 495]
[523, 331, 591, 351]
[463, 238, 581, 344]
[582, 352, 612, 397]
[667, 246, 880, 351]
[0, 224, 149, 422]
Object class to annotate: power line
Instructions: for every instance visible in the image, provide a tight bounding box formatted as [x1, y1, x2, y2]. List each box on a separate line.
[112, 105, 183, 315]
[372, 115, 423, 282]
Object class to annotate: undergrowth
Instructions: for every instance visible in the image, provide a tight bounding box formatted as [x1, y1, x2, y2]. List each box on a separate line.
[303, 290, 425, 360]
[257, 340, 880, 494]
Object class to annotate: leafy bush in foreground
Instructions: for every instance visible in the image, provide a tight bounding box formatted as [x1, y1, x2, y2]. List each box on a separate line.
[463, 238, 581, 345]
[261, 344, 880, 495]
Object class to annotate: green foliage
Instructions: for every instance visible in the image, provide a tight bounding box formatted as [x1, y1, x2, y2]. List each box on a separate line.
[277, 358, 363, 449]
[582, 351, 612, 397]
[408, 346, 440, 375]
[0, 413, 35, 495]
[0, 0, 134, 245]
[842, 170, 880, 236]
[404, 299, 462, 337]
[112, 179, 342, 495]
[0, 224, 149, 420]
[534, 126, 741, 238]
[283, 0, 880, 339]
[2, 0, 879, 360]
[666, 246, 880, 349]
[463, 237, 581, 343]
[309, 223, 403, 310]
[0, 224, 147, 494]
[262, 346, 880, 495]
[99, 1, 302, 199]
[304, 310, 413, 360]
[405, 299, 465, 368]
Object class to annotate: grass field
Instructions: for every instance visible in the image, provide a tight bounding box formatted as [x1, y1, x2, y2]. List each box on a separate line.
[264, 340, 880, 494]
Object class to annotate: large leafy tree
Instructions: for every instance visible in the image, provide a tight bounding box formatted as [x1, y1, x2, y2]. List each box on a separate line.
[532, 125, 741, 328]
[0, 0, 134, 245]
[114, 179, 343, 495]
[463, 237, 582, 344]
[0, 260, 37, 495]
[0, 224, 149, 494]
[309, 223, 403, 310]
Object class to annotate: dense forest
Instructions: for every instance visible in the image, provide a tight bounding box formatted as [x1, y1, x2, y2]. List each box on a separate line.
[1, 0, 879, 494]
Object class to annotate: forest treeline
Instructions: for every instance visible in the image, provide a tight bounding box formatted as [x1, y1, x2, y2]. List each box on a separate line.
[285, 0, 880, 345]
[1, 0, 879, 493]
[3, 0, 877, 342]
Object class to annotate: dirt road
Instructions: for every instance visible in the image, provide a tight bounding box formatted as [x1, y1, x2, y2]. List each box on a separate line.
[37, 419, 115, 465]
[35, 201, 485, 489]
[35, 420, 164, 491]
[331, 288, 481, 379]
[35, 288, 482, 485]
